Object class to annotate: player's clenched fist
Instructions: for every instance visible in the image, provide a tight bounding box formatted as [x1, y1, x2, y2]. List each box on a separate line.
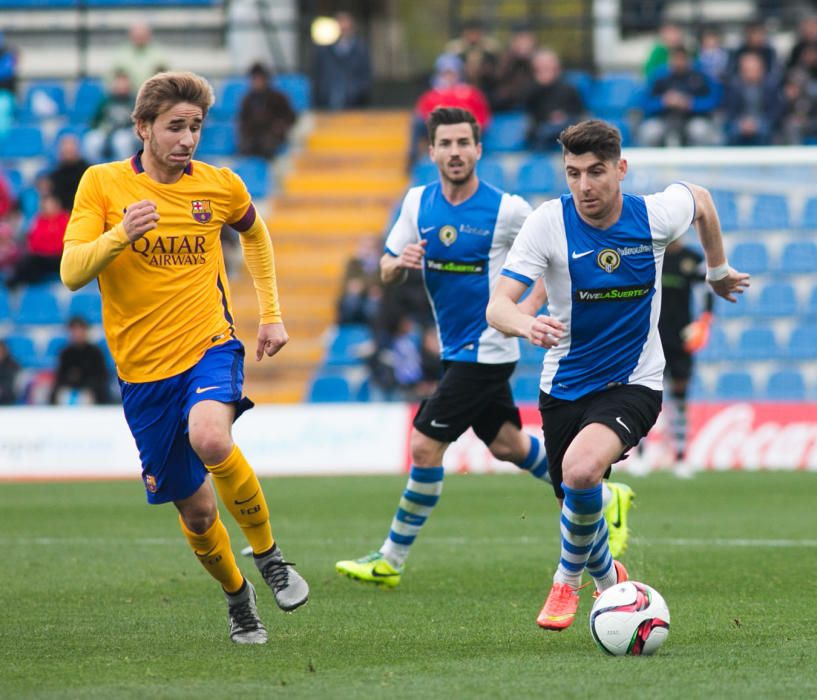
[123, 200, 160, 241]
[399, 239, 427, 270]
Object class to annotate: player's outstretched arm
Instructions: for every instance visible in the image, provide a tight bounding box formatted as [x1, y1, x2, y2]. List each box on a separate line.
[487, 276, 563, 348]
[61, 199, 159, 290]
[380, 240, 427, 285]
[683, 182, 751, 303]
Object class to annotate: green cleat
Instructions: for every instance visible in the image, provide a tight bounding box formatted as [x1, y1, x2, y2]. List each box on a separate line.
[604, 482, 635, 559]
[336, 552, 402, 588]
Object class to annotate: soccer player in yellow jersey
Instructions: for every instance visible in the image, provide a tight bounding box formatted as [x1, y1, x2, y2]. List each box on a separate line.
[60, 71, 308, 644]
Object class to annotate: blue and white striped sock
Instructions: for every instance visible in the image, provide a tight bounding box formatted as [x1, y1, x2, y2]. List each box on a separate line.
[516, 434, 551, 483]
[379, 465, 444, 568]
[554, 483, 604, 588]
[586, 517, 616, 590]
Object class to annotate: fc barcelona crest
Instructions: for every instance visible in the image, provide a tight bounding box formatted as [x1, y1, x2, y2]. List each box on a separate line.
[191, 200, 212, 224]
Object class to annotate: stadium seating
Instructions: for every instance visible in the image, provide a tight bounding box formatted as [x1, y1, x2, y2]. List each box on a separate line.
[12, 286, 64, 326]
[324, 324, 372, 367]
[67, 291, 103, 325]
[709, 190, 739, 232]
[20, 82, 68, 122]
[410, 159, 437, 186]
[4, 332, 43, 369]
[482, 112, 528, 153]
[511, 372, 541, 403]
[196, 122, 236, 157]
[275, 73, 312, 112]
[586, 73, 642, 119]
[806, 286, 817, 319]
[734, 327, 780, 361]
[234, 157, 272, 199]
[477, 157, 506, 190]
[785, 324, 817, 360]
[729, 241, 769, 275]
[713, 293, 750, 319]
[0, 287, 10, 322]
[765, 369, 807, 400]
[0, 126, 45, 159]
[210, 79, 247, 121]
[749, 194, 790, 230]
[515, 156, 557, 198]
[43, 335, 68, 366]
[778, 240, 817, 274]
[308, 374, 352, 402]
[70, 78, 107, 125]
[751, 282, 798, 317]
[697, 324, 730, 361]
[800, 196, 817, 229]
[714, 371, 755, 400]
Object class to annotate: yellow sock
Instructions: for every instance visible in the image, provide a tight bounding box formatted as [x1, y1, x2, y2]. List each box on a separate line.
[179, 513, 244, 593]
[206, 444, 274, 555]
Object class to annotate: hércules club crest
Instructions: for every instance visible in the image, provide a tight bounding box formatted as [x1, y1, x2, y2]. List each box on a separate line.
[191, 200, 212, 224]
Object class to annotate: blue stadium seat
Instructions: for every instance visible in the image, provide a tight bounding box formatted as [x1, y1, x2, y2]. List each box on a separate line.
[786, 324, 817, 360]
[20, 82, 67, 121]
[411, 159, 438, 185]
[211, 78, 247, 121]
[43, 335, 68, 366]
[3, 168, 24, 197]
[0, 126, 45, 158]
[196, 123, 236, 157]
[606, 117, 633, 147]
[275, 73, 311, 112]
[751, 282, 798, 317]
[778, 240, 817, 274]
[697, 324, 730, 361]
[3, 333, 40, 368]
[482, 112, 528, 152]
[713, 294, 750, 319]
[68, 291, 103, 325]
[515, 156, 557, 198]
[563, 70, 594, 105]
[765, 369, 806, 400]
[511, 372, 541, 403]
[749, 194, 790, 230]
[687, 373, 708, 400]
[729, 241, 769, 275]
[518, 338, 544, 367]
[325, 324, 372, 366]
[807, 286, 817, 319]
[12, 286, 64, 325]
[800, 196, 817, 229]
[734, 327, 780, 361]
[586, 73, 642, 119]
[0, 287, 10, 321]
[71, 78, 106, 125]
[477, 157, 506, 190]
[308, 374, 352, 402]
[234, 157, 271, 199]
[53, 124, 89, 151]
[714, 371, 755, 400]
[709, 190, 738, 232]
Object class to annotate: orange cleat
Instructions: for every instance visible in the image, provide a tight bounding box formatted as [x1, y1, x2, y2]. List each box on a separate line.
[536, 582, 580, 630]
[593, 559, 629, 599]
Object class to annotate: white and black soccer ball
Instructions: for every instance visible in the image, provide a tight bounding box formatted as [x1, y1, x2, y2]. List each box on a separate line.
[589, 581, 670, 656]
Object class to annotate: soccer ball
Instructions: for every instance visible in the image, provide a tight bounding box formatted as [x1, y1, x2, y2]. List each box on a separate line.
[589, 581, 670, 656]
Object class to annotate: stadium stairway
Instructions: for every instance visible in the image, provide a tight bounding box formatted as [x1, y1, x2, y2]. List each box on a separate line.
[229, 110, 410, 403]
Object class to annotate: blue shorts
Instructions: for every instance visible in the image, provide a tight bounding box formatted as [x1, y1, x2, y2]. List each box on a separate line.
[120, 339, 254, 505]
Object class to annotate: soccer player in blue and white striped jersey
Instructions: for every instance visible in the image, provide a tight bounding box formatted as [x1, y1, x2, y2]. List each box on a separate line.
[487, 119, 750, 630]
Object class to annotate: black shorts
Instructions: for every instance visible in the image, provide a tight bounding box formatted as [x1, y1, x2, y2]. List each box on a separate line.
[413, 361, 521, 445]
[663, 341, 693, 382]
[538, 384, 662, 499]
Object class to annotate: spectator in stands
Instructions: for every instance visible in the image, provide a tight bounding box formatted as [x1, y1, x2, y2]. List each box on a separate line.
[525, 49, 585, 151]
[410, 53, 491, 166]
[5, 193, 67, 288]
[50, 316, 111, 405]
[416, 325, 442, 400]
[0, 219, 20, 281]
[48, 134, 89, 212]
[727, 20, 779, 81]
[0, 31, 18, 96]
[638, 46, 721, 147]
[0, 339, 20, 405]
[110, 22, 168, 89]
[786, 14, 817, 71]
[723, 51, 784, 146]
[336, 236, 383, 326]
[444, 18, 501, 96]
[697, 26, 730, 84]
[643, 21, 687, 78]
[84, 70, 139, 163]
[780, 69, 817, 144]
[490, 23, 538, 112]
[313, 11, 372, 110]
[237, 62, 296, 160]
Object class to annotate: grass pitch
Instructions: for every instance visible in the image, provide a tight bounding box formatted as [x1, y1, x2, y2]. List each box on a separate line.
[2, 471, 816, 699]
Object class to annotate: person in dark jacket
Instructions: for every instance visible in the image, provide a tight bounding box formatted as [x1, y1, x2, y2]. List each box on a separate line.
[237, 63, 296, 159]
[50, 316, 111, 405]
[313, 12, 372, 110]
[525, 49, 584, 151]
[723, 51, 784, 145]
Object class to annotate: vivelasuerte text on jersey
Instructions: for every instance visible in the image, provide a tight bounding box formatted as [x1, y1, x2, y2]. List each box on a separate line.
[501, 183, 695, 400]
[384, 180, 532, 363]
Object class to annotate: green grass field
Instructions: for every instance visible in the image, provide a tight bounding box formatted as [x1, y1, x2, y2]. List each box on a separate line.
[2, 471, 816, 699]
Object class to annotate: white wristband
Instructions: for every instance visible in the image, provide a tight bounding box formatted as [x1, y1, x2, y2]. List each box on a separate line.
[706, 262, 730, 282]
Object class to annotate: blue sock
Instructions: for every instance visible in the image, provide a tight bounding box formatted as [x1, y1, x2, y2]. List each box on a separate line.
[379, 465, 444, 568]
[516, 434, 551, 483]
[586, 517, 616, 589]
[554, 482, 603, 588]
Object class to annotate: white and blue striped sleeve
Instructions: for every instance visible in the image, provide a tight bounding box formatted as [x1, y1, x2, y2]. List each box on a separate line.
[384, 186, 423, 256]
[645, 183, 696, 247]
[501, 199, 559, 286]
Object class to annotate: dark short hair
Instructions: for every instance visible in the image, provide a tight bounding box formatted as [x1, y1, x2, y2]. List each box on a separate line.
[558, 119, 621, 162]
[427, 106, 481, 145]
[68, 315, 90, 329]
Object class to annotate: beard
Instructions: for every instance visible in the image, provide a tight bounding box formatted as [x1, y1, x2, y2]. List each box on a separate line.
[442, 161, 476, 185]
